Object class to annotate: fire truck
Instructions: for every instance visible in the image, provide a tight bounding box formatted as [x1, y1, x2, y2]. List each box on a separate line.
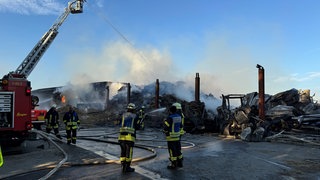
[0, 0, 85, 146]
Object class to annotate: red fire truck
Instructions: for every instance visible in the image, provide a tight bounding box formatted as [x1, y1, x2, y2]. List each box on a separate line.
[0, 0, 85, 146]
[31, 108, 47, 130]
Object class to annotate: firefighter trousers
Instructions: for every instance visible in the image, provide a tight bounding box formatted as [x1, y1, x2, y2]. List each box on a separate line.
[119, 140, 134, 163]
[167, 140, 183, 162]
[66, 129, 77, 144]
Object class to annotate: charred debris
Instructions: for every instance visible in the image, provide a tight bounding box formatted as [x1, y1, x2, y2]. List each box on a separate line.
[32, 71, 320, 142]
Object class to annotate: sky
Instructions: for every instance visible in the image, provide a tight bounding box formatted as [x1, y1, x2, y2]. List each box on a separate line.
[1, 0, 320, 101]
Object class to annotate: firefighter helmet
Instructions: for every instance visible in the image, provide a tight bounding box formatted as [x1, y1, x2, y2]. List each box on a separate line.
[172, 102, 182, 110]
[127, 103, 136, 110]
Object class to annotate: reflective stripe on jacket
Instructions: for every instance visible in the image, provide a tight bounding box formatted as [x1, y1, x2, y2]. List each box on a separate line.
[163, 113, 182, 141]
[63, 111, 80, 130]
[0, 146, 3, 167]
[45, 109, 59, 129]
[179, 112, 185, 135]
[138, 110, 145, 119]
[118, 112, 137, 142]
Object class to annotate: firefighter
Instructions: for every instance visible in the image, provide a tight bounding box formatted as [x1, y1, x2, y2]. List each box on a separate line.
[0, 145, 3, 167]
[172, 102, 184, 167]
[137, 105, 145, 130]
[163, 105, 183, 169]
[45, 104, 62, 139]
[118, 103, 140, 173]
[63, 106, 80, 145]
[172, 102, 185, 136]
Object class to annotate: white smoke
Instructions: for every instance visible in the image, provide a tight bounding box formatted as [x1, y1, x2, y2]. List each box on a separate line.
[109, 82, 126, 99]
[61, 39, 230, 111]
[65, 40, 178, 86]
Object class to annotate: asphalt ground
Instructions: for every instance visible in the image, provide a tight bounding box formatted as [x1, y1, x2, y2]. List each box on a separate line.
[0, 138, 109, 179]
[0, 128, 319, 180]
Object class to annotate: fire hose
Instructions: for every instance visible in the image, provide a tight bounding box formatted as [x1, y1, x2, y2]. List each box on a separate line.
[30, 129, 68, 180]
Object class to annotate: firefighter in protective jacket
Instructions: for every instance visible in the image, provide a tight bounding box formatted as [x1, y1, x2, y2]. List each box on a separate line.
[45, 104, 62, 139]
[172, 102, 185, 136]
[163, 105, 183, 169]
[136, 105, 145, 130]
[0, 145, 3, 167]
[118, 103, 140, 173]
[63, 106, 80, 144]
[172, 102, 184, 167]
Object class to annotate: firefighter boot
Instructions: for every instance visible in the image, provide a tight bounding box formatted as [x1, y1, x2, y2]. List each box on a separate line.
[124, 162, 135, 172]
[167, 160, 177, 169]
[177, 158, 183, 168]
[72, 138, 76, 144]
[121, 161, 126, 173]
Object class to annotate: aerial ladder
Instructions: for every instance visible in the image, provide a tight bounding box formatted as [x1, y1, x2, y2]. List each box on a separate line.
[14, 0, 85, 78]
[0, 0, 85, 146]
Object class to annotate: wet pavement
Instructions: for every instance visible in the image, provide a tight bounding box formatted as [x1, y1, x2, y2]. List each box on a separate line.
[0, 127, 319, 179]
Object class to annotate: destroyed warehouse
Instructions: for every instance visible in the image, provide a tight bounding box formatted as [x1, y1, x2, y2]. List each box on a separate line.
[31, 71, 320, 142]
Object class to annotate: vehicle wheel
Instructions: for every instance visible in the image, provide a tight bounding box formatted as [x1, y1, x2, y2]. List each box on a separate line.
[220, 122, 231, 135]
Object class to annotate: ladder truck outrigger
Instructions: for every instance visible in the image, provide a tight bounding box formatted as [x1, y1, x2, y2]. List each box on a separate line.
[0, 0, 85, 146]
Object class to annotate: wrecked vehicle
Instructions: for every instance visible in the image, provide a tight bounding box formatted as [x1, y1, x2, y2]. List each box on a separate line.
[216, 94, 253, 136]
[216, 88, 320, 141]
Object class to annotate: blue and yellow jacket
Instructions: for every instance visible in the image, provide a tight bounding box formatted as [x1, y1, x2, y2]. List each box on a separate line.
[118, 112, 139, 142]
[163, 113, 182, 141]
[63, 110, 80, 130]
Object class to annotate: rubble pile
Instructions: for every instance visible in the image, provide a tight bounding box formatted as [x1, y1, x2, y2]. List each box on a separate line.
[34, 81, 320, 144]
[217, 88, 320, 142]
[261, 88, 320, 128]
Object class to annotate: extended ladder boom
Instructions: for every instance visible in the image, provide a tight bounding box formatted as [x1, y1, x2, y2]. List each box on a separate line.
[14, 0, 85, 78]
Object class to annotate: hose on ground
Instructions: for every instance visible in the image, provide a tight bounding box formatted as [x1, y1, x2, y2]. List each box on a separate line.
[30, 129, 68, 180]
